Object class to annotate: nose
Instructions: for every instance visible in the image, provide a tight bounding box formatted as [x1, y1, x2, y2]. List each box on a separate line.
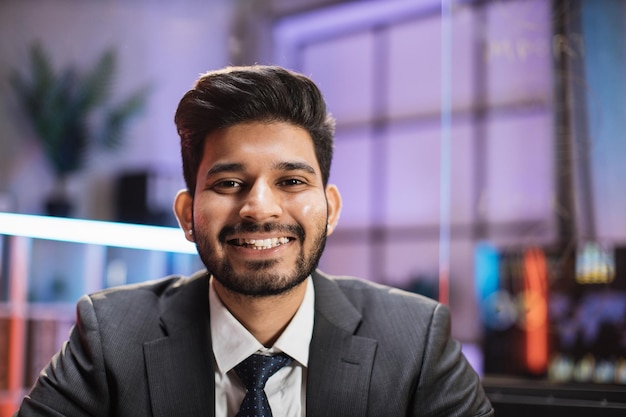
[239, 181, 282, 221]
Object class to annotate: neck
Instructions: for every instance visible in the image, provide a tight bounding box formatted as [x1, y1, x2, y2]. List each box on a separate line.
[212, 279, 308, 347]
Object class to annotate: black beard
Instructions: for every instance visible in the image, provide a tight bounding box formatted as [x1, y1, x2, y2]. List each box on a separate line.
[194, 221, 327, 297]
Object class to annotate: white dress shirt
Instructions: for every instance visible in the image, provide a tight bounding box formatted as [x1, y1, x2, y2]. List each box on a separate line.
[209, 277, 315, 417]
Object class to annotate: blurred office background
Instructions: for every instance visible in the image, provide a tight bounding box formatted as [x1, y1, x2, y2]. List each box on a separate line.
[1, 0, 626, 414]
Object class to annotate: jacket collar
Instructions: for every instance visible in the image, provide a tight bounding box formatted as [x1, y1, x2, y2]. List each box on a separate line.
[142, 270, 377, 417]
[307, 271, 378, 417]
[143, 271, 215, 417]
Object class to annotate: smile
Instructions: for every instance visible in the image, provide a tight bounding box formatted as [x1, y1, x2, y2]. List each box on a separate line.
[230, 237, 292, 250]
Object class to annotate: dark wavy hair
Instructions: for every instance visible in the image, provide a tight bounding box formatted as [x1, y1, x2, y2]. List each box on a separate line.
[174, 65, 336, 195]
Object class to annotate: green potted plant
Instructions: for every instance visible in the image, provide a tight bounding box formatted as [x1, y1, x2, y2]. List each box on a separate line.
[9, 41, 149, 216]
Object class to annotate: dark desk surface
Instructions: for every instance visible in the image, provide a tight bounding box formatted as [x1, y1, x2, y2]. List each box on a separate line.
[483, 376, 626, 417]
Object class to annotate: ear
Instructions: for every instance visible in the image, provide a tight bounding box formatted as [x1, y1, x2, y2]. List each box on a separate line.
[324, 184, 342, 236]
[173, 189, 195, 242]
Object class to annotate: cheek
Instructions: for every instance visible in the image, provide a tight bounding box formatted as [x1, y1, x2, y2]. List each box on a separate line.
[192, 203, 222, 233]
[301, 204, 313, 218]
[296, 196, 327, 223]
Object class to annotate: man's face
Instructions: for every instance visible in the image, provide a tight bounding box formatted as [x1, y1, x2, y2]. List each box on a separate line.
[176, 121, 341, 297]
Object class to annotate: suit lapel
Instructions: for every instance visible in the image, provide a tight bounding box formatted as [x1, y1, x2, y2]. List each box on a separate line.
[143, 272, 215, 417]
[307, 272, 377, 417]
[141, 271, 377, 417]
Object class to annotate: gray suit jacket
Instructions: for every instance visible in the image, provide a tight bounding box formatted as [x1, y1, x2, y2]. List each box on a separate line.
[17, 270, 493, 416]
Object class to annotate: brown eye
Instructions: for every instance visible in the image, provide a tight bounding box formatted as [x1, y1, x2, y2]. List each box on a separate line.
[280, 178, 303, 186]
[212, 179, 243, 193]
[219, 180, 240, 188]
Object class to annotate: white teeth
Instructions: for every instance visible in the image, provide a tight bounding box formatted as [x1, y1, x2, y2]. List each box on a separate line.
[241, 237, 289, 249]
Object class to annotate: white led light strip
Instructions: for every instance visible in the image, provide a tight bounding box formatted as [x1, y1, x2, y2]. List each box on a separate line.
[0, 212, 197, 254]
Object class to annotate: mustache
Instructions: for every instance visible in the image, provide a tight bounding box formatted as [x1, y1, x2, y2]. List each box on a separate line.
[218, 222, 305, 243]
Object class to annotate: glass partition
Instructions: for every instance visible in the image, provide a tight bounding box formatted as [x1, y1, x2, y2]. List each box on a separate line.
[274, 0, 626, 391]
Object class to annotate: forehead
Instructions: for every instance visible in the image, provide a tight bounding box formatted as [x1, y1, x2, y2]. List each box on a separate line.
[200, 121, 320, 172]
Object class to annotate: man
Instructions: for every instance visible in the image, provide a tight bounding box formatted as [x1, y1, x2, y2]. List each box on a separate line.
[17, 65, 494, 416]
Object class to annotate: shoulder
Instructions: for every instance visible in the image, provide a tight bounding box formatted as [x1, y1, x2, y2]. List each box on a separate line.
[315, 269, 439, 312]
[86, 269, 207, 303]
[71, 270, 209, 352]
[78, 270, 209, 326]
[312, 269, 445, 333]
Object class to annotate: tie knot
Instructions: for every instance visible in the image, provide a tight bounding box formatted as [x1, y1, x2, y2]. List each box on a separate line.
[235, 353, 293, 391]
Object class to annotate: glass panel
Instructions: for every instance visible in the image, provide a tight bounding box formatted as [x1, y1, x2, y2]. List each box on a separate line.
[302, 31, 375, 124]
[387, 5, 476, 116]
[384, 122, 441, 226]
[382, 238, 439, 290]
[483, 0, 552, 106]
[28, 240, 88, 303]
[383, 120, 476, 226]
[105, 247, 168, 287]
[330, 127, 375, 228]
[319, 238, 372, 281]
[483, 111, 554, 225]
[276, 0, 626, 391]
[387, 15, 443, 116]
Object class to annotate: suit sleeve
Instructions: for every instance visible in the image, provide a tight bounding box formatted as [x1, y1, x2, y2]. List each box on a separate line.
[16, 295, 110, 417]
[413, 303, 494, 417]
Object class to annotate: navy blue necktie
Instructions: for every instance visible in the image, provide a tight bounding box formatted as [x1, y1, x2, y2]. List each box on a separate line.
[234, 353, 293, 417]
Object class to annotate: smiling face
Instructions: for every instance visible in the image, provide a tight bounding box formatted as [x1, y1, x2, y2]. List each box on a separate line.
[174, 121, 341, 297]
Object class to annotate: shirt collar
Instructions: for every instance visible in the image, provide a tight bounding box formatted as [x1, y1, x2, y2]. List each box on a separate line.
[209, 276, 315, 375]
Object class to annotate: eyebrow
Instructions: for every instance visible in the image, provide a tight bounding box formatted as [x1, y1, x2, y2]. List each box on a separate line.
[206, 162, 244, 178]
[206, 161, 317, 178]
[275, 161, 317, 175]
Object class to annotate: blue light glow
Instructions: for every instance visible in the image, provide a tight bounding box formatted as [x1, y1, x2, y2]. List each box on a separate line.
[0, 212, 196, 254]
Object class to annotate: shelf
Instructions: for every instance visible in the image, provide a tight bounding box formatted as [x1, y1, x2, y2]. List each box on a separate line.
[0, 212, 201, 416]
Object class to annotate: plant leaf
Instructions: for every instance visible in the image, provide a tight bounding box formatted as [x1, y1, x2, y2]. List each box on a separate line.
[78, 49, 115, 110]
[98, 84, 149, 149]
[9, 41, 150, 177]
